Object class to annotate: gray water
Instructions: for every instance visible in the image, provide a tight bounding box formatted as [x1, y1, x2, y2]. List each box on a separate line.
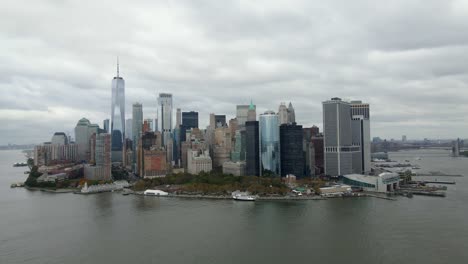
[1, 149, 467, 264]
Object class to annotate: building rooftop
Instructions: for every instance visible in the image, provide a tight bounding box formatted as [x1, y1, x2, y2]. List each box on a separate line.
[344, 173, 398, 184]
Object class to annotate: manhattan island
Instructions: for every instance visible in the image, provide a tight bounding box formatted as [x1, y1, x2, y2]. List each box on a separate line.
[17, 62, 455, 200]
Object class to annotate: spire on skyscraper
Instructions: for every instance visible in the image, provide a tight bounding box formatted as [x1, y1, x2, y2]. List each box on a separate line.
[249, 99, 255, 110]
[116, 56, 120, 77]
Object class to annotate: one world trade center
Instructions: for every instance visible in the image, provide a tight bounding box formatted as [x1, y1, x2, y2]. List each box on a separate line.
[111, 60, 125, 162]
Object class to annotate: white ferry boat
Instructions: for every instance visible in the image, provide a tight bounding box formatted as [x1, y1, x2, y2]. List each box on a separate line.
[232, 191, 256, 201]
[144, 189, 169, 196]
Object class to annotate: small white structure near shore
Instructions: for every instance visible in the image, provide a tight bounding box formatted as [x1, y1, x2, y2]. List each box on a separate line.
[319, 185, 352, 197]
[144, 189, 169, 196]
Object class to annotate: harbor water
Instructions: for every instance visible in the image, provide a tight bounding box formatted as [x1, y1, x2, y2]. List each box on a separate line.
[1, 149, 467, 263]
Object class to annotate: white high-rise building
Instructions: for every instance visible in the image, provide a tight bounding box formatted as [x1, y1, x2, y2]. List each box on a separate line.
[75, 118, 99, 161]
[287, 102, 295, 123]
[351, 101, 371, 173]
[278, 103, 288, 125]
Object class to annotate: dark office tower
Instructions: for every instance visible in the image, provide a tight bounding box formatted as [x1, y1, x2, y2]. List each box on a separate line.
[311, 135, 324, 175]
[215, 115, 227, 127]
[280, 123, 304, 178]
[103, 119, 110, 133]
[182, 111, 199, 129]
[245, 121, 260, 176]
[180, 111, 199, 143]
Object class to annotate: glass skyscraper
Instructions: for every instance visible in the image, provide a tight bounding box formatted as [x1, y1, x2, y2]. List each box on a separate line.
[132, 103, 143, 172]
[158, 93, 173, 146]
[280, 123, 304, 177]
[259, 111, 280, 176]
[245, 121, 260, 176]
[111, 62, 125, 162]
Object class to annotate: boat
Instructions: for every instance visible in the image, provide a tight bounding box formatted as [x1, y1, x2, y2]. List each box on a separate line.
[13, 162, 28, 167]
[232, 191, 256, 201]
[143, 189, 169, 196]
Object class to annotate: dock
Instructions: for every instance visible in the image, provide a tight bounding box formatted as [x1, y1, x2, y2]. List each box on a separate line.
[409, 191, 446, 197]
[422, 180, 456, 185]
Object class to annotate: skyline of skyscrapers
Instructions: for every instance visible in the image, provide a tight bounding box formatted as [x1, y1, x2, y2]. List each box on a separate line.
[84, 62, 373, 179]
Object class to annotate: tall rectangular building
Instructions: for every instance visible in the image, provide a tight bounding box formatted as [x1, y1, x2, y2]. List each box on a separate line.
[132, 103, 143, 172]
[323, 98, 360, 176]
[350, 101, 371, 173]
[214, 115, 226, 127]
[103, 119, 109, 133]
[125, 119, 133, 139]
[245, 121, 260, 176]
[110, 62, 125, 162]
[280, 123, 304, 178]
[182, 111, 199, 129]
[158, 93, 173, 146]
[236, 105, 249, 127]
[259, 111, 280, 176]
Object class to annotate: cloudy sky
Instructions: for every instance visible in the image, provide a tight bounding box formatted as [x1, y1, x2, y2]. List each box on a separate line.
[2, 0, 468, 145]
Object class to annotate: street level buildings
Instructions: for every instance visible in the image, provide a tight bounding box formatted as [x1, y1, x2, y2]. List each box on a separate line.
[187, 149, 212, 174]
[343, 173, 400, 193]
[84, 133, 111, 181]
[223, 161, 246, 176]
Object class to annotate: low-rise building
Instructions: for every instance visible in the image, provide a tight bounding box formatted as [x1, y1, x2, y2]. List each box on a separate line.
[343, 172, 400, 192]
[37, 172, 68, 183]
[187, 150, 212, 174]
[222, 161, 246, 176]
[319, 184, 352, 197]
[143, 149, 168, 178]
[34, 143, 78, 166]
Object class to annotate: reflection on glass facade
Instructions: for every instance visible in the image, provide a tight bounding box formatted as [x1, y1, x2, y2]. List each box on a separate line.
[132, 103, 143, 172]
[158, 93, 173, 147]
[260, 111, 280, 175]
[111, 63, 125, 162]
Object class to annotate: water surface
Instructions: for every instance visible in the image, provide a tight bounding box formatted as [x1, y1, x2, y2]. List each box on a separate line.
[0, 149, 467, 263]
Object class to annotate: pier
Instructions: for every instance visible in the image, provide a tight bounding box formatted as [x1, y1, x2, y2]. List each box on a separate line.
[422, 180, 456, 185]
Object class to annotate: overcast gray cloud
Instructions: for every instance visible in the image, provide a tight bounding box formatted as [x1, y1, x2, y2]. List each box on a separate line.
[1, 0, 468, 144]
